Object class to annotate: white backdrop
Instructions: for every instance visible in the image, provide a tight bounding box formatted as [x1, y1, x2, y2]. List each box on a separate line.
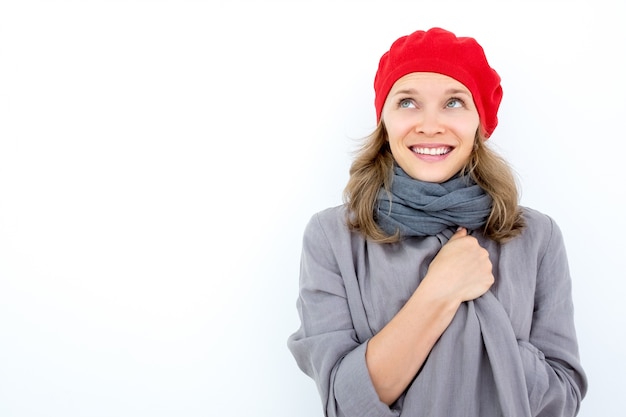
[0, 1, 624, 416]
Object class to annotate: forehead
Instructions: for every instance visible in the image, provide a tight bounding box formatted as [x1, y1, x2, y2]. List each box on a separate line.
[389, 72, 472, 95]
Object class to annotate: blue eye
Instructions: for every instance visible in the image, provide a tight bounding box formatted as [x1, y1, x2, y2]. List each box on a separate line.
[446, 98, 464, 108]
[399, 98, 415, 108]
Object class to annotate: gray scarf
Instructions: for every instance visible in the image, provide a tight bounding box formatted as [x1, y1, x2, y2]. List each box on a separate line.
[376, 165, 493, 237]
[376, 167, 534, 415]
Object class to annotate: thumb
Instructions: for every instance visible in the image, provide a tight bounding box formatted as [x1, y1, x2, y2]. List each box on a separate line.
[449, 226, 468, 241]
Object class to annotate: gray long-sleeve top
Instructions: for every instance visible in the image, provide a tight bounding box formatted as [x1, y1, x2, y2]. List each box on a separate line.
[287, 205, 587, 417]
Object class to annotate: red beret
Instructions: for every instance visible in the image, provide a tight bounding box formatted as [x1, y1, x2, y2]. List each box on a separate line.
[374, 27, 503, 138]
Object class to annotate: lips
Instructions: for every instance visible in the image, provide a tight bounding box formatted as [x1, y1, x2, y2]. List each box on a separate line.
[410, 145, 453, 156]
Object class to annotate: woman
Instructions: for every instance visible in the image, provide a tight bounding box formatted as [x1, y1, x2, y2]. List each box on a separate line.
[287, 27, 587, 417]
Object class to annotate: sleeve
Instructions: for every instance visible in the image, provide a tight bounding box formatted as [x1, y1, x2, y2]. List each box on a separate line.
[287, 213, 398, 417]
[519, 216, 588, 416]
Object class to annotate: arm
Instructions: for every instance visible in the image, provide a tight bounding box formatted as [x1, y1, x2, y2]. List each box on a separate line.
[287, 213, 395, 417]
[366, 227, 494, 404]
[288, 213, 495, 415]
[520, 217, 588, 416]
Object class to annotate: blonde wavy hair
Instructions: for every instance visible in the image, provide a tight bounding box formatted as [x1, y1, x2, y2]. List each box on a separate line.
[343, 123, 525, 244]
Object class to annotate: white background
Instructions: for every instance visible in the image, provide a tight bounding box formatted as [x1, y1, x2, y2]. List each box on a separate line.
[0, 1, 624, 416]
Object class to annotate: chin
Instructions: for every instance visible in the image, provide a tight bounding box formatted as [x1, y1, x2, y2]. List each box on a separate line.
[415, 173, 455, 183]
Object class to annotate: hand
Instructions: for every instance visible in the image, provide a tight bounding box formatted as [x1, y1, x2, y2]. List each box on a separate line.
[422, 227, 494, 304]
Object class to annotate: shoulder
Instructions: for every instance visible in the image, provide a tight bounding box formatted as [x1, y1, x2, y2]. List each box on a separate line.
[512, 206, 566, 253]
[302, 204, 364, 253]
[305, 205, 350, 236]
[519, 206, 562, 237]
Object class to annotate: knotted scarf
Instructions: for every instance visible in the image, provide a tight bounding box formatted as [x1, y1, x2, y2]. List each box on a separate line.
[375, 166, 534, 416]
[376, 165, 493, 237]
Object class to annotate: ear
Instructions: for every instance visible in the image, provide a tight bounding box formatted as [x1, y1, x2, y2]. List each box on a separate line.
[475, 128, 486, 143]
[376, 120, 389, 142]
[478, 125, 490, 141]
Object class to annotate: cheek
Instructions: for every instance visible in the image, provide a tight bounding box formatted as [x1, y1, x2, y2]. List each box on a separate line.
[383, 114, 412, 139]
[452, 117, 480, 140]
[468, 114, 481, 133]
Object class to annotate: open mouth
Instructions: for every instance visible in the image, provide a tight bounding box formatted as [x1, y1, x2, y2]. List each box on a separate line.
[410, 146, 453, 156]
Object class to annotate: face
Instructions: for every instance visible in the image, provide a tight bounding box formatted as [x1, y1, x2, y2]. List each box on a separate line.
[381, 72, 480, 183]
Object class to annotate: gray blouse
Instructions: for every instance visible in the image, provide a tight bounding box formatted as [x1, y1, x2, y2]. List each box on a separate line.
[287, 205, 587, 417]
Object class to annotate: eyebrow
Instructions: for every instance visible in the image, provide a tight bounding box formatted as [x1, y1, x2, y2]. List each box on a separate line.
[392, 88, 471, 96]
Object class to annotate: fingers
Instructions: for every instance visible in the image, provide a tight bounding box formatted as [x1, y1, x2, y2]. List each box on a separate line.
[449, 227, 468, 241]
[425, 227, 494, 303]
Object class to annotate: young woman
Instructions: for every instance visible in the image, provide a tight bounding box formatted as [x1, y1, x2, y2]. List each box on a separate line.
[287, 27, 587, 417]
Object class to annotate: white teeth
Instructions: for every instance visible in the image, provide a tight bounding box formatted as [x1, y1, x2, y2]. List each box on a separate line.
[411, 147, 450, 155]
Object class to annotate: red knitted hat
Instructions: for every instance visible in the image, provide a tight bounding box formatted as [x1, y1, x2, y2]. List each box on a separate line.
[374, 27, 503, 138]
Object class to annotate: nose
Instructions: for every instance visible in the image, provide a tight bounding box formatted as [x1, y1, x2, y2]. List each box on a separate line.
[415, 108, 444, 136]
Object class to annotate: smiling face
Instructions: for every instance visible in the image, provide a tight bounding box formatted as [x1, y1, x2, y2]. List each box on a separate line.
[381, 72, 480, 183]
